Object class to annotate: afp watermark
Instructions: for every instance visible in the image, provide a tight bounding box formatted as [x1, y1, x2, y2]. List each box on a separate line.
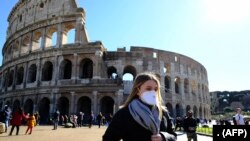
[213, 125, 250, 141]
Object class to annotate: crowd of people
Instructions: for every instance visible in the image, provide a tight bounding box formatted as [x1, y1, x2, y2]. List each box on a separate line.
[0, 104, 113, 136]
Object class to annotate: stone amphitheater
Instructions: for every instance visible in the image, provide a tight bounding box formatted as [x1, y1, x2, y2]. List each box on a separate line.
[0, 0, 211, 123]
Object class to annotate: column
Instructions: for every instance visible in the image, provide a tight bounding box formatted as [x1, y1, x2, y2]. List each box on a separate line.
[115, 89, 123, 112]
[56, 23, 63, 48]
[70, 92, 76, 114]
[40, 28, 46, 50]
[53, 55, 59, 86]
[75, 18, 82, 44]
[72, 53, 78, 82]
[36, 57, 42, 87]
[93, 50, 102, 79]
[92, 91, 98, 114]
[180, 78, 185, 98]
[18, 37, 22, 57]
[23, 62, 29, 88]
[170, 77, 176, 102]
[28, 32, 33, 53]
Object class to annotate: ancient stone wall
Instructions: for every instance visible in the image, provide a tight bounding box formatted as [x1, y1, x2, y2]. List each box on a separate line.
[0, 0, 211, 123]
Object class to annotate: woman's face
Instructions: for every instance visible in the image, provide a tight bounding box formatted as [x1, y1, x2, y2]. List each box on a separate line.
[138, 80, 158, 96]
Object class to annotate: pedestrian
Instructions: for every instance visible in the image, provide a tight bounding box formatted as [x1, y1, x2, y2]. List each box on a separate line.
[25, 113, 36, 135]
[103, 72, 177, 141]
[52, 109, 60, 130]
[105, 113, 113, 126]
[2, 105, 11, 133]
[88, 111, 94, 128]
[183, 110, 197, 141]
[9, 107, 26, 136]
[34, 112, 40, 126]
[77, 112, 84, 127]
[96, 112, 103, 128]
[234, 108, 245, 125]
[175, 117, 183, 131]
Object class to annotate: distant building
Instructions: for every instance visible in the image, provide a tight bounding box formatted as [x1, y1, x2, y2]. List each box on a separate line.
[0, 0, 211, 124]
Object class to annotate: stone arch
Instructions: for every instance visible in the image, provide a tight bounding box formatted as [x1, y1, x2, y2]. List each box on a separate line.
[24, 99, 34, 114]
[38, 97, 50, 124]
[59, 59, 72, 79]
[79, 58, 93, 79]
[57, 97, 69, 116]
[176, 103, 182, 117]
[184, 78, 189, 94]
[7, 70, 14, 87]
[16, 66, 24, 85]
[12, 40, 19, 58]
[165, 63, 171, 73]
[12, 99, 21, 112]
[62, 23, 75, 44]
[32, 30, 42, 51]
[46, 27, 57, 48]
[166, 103, 173, 117]
[100, 96, 114, 115]
[175, 77, 180, 94]
[193, 105, 198, 118]
[107, 66, 117, 79]
[199, 106, 202, 118]
[27, 64, 37, 83]
[191, 80, 197, 95]
[21, 34, 30, 54]
[186, 105, 191, 116]
[164, 76, 171, 92]
[42, 61, 53, 81]
[123, 65, 136, 80]
[77, 96, 91, 114]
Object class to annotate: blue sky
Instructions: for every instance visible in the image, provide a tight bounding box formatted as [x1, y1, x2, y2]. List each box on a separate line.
[1, 0, 250, 92]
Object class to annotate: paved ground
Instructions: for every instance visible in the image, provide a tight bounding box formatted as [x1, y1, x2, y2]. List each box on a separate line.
[0, 125, 212, 141]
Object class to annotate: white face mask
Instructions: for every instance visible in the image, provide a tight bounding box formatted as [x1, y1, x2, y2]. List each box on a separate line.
[140, 90, 158, 106]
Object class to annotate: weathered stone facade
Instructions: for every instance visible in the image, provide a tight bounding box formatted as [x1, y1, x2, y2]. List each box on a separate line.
[0, 0, 211, 123]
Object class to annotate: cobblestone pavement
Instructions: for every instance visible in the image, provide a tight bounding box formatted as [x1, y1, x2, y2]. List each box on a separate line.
[0, 125, 212, 141]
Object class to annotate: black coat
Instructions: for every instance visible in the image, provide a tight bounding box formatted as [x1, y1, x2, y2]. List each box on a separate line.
[102, 106, 177, 141]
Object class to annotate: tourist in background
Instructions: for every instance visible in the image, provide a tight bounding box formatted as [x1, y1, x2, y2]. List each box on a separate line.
[235, 108, 245, 125]
[3, 105, 11, 133]
[25, 113, 36, 135]
[88, 111, 94, 128]
[52, 109, 60, 130]
[183, 110, 197, 141]
[96, 112, 103, 128]
[9, 107, 26, 136]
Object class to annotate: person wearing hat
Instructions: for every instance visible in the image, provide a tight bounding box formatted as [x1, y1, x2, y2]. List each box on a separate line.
[183, 110, 197, 141]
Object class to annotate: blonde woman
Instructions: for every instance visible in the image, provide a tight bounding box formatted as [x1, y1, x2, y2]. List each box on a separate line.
[103, 72, 176, 141]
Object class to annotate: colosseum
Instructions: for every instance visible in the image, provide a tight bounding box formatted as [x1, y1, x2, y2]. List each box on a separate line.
[0, 0, 211, 124]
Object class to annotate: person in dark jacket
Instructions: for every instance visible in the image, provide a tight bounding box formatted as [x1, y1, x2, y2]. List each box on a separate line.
[103, 72, 177, 141]
[3, 105, 11, 133]
[96, 112, 103, 128]
[183, 110, 197, 141]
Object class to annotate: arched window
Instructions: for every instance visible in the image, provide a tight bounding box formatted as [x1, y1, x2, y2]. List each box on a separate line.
[42, 61, 53, 81]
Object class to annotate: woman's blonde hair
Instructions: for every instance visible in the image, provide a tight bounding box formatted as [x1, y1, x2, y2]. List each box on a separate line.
[122, 72, 165, 118]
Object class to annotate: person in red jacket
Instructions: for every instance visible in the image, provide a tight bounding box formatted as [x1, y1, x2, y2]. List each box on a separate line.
[9, 107, 26, 136]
